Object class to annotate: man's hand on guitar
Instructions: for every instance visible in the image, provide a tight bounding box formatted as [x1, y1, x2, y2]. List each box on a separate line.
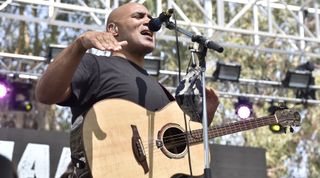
[205, 88, 219, 125]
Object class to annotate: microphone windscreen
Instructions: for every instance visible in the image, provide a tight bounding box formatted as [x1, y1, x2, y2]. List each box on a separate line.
[148, 18, 161, 32]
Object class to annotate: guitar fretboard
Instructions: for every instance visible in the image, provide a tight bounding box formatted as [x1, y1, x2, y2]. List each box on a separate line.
[187, 115, 276, 144]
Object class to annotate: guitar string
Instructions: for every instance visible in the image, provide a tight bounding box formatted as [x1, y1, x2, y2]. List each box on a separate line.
[139, 117, 274, 153]
[140, 115, 274, 146]
[139, 119, 276, 156]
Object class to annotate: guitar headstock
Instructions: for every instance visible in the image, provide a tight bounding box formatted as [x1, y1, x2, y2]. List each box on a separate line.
[274, 109, 301, 128]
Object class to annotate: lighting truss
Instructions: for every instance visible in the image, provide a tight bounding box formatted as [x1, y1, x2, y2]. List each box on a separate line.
[0, 0, 319, 59]
[1, 0, 320, 105]
[0, 52, 46, 80]
[159, 70, 320, 105]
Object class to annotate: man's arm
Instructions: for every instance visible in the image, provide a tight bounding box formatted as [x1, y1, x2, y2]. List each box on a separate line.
[35, 31, 128, 104]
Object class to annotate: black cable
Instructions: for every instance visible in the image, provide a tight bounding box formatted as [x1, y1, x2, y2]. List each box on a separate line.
[173, 11, 181, 82]
[172, 10, 193, 177]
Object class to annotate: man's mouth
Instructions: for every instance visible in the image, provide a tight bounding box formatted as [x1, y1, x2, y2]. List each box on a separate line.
[140, 30, 153, 37]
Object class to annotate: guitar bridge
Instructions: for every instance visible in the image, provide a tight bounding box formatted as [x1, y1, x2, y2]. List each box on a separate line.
[131, 125, 149, 174]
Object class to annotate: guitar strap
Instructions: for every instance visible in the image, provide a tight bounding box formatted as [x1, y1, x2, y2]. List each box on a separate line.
[69, 115, 93, 178]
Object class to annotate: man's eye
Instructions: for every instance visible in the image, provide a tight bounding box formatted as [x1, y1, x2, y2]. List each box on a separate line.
[133, 13, 145, 19]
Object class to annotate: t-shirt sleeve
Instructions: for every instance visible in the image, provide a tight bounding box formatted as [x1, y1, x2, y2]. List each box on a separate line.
[58, 53, 99, 107]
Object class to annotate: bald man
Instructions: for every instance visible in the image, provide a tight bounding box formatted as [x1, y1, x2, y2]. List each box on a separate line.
[36, 2, 219, 178]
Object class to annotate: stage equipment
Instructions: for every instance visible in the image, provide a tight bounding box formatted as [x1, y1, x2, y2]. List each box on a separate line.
[47, 44, 65, 63]
[269, 124, 284, 133]
[144, 56, 161, 76]
[267, 102, 287, 133]
[0, 77, 11, 99]
[148, 8, 174, 32]
[282, 69, 312, 89]
[162, 10, 223, 178]
[9, 82, 33, 112]
[47, 45, 162, 77]
[235, 97, 253, 119]
[212, 62, 241, 82]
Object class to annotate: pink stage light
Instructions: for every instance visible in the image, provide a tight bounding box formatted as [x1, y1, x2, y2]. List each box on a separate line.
[0, 82, 9, 98]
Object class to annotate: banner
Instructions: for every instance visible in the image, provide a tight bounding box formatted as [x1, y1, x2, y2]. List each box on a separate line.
[0, 128, 71, 178]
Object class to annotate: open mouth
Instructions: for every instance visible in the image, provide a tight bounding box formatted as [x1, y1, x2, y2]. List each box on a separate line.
[141, 30, 153, 37]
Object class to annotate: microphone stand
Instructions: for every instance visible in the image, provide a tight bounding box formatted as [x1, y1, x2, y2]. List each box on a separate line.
[165, 21, 222, 178]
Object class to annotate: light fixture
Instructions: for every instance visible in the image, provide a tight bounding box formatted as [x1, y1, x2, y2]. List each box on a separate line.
[0, 82, 8, 98]
[282, 70, 312, 89]
[269, 124, 284, 133]
[9, 82, 33, 112]
[144, 56, 161, 76]
[213, 62, 241, 82]
[235, 97, 253, 119]
[0, 78, 11, 99]
[47, 44, 66, 63]
[267, 102, 286, 134]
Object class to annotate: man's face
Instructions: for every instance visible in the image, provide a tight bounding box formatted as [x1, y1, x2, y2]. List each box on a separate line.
[115, 4, 155, 54]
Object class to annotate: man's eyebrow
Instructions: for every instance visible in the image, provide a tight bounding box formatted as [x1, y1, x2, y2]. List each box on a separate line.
[132, 11, 153, 19]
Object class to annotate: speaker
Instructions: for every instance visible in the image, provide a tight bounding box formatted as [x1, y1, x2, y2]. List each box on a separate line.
[209, 144, 267, 178]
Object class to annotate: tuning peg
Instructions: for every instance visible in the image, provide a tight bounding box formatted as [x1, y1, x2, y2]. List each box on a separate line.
[278, 102, 288, 110]
[290, 127, 294, 133]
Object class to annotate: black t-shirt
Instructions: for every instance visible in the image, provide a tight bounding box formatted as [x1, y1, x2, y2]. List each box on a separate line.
[59, 54, 174, 122]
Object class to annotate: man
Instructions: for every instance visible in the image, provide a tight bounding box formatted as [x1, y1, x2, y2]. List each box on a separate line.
[36, 2, 219, 177]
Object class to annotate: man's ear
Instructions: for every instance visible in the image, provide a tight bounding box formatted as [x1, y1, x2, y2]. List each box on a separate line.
[107, 23, 119, 36]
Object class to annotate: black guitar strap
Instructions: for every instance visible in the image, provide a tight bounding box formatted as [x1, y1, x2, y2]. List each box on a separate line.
[69, 115, 93, 178]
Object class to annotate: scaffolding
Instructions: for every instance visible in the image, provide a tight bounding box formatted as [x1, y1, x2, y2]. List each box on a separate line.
[1, 0, 320, 103]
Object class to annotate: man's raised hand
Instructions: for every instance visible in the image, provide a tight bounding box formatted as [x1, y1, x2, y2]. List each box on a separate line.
[77, 31, 128, 52]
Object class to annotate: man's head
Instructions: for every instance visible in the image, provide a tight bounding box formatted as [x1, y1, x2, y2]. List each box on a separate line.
[106, 3, 155, 56]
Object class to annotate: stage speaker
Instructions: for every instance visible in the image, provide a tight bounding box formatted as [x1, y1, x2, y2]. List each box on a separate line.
[209, 144, 267, 178]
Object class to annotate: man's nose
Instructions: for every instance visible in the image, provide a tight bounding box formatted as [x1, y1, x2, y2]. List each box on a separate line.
[143, 16, 151, 26]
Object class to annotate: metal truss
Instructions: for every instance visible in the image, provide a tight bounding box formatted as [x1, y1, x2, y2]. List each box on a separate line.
[1, 0, 320, 104]
[160, 70, 320, 105]
[0, 0, 319, 57]
[0, 52, 45, 80]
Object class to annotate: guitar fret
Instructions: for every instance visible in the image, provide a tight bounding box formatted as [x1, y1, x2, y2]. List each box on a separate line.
[188, 115, 277, 144]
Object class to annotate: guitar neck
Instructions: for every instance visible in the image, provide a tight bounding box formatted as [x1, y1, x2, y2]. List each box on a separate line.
[188, 115, 277, 144]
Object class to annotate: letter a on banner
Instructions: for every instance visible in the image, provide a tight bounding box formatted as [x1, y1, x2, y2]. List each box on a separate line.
[18, 143, 50, 178]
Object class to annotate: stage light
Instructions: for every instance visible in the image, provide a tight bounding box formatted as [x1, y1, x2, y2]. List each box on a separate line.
[282, 70, 312, 89]
[144, 56, 161, 76]
[9, 82, 33, 112]
[0, 79, 11, 99]
[213, 62, 241, 82]
[48, 44, 66, 63]
[269, 124, 284, 133]
[0, 82, 8, 98]
[268, 102, 286, 133]
[235, 97, 253, 119]
[11, 100, 33, 112]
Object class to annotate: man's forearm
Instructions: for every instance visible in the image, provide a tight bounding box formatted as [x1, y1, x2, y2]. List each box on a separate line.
[35, 39, 87, 104]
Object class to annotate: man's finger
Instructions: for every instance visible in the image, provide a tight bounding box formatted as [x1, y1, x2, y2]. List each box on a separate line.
[118, 41, 128, 46]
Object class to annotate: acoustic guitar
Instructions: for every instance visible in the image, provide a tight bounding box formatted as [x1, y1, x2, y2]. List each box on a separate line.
[81, 99, 300, 178]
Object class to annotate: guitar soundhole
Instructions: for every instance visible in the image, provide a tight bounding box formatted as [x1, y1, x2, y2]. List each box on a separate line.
[163, 127, 186, 155]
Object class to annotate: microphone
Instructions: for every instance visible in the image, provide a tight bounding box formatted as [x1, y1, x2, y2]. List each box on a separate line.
[148, 9, 174, 32]
[192, 35, 224, 53]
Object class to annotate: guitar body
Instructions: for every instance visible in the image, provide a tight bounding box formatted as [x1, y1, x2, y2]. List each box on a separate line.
[82, 99, 205, 178]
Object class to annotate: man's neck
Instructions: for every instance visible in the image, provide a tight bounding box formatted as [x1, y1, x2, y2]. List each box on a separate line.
[112, 51, 145, 68]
